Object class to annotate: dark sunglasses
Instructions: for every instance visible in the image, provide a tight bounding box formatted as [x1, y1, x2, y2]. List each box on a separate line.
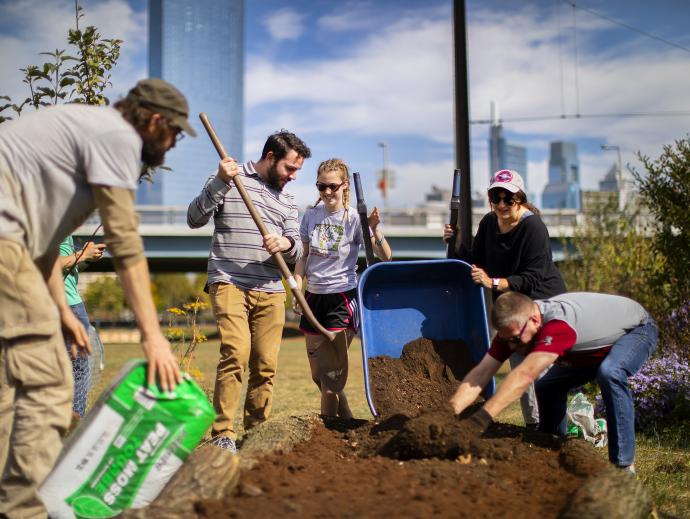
[316, 182, 345, 192]
[489, 192, 517, 206]
[505, 319, 529, 346]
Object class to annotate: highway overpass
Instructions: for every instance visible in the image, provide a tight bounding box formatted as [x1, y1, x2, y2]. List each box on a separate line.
[73, 206, 579, 272]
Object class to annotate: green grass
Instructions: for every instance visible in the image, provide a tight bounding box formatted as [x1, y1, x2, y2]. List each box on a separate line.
[89, 336, 688, 517]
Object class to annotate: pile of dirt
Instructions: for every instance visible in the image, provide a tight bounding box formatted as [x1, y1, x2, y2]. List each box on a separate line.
[194, 418, 652, 519]
[367, 337, 476, 419]
[186, 337, 652, 518]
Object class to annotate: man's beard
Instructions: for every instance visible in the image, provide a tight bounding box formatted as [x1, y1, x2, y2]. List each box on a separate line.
[265, 163, 286, 190]
[141, 137, 168, 168]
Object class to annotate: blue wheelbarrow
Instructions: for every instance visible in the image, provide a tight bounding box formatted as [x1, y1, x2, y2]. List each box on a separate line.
[357, 259, 494, 417]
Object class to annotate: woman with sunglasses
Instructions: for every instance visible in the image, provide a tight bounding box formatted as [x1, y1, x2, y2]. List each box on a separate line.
[294, 158, 392, 419]
[444, 168, 566, 429]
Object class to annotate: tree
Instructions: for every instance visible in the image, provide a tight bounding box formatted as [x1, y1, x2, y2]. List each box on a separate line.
[83, 276, 127, 322]
[151, 274, 199, 313]
[633, 136, 690, 310]
[0, 1, 122, 123]
[559, 195, 665, 317]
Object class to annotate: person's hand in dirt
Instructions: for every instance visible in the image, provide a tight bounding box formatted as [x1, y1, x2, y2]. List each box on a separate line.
[61, 308, 92, 359]
[141, 331, 183, 393]
[458, 408, 494, 435]
[81, 241, 106, 263]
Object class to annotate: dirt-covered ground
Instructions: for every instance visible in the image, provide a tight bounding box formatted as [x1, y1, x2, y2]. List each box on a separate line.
[192, 338, 653, 518]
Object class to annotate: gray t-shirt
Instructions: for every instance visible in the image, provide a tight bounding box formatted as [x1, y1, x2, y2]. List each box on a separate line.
[0, 104, 141, 274]
[300, 205, 363, 294]
[535, 292, 650, 353]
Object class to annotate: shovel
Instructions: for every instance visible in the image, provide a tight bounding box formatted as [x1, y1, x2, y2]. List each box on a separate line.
[199, 113, 337, 342]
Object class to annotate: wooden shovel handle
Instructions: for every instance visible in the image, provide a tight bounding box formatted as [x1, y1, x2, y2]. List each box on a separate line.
[199, 113, 336, 341]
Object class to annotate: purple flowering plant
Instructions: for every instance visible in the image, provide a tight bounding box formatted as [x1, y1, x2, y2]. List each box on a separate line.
[592, 304, 690, 444]
[658, 301, 690, 360]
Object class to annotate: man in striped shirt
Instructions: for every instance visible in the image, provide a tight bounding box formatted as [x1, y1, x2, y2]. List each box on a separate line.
[187, 131, 310, 453]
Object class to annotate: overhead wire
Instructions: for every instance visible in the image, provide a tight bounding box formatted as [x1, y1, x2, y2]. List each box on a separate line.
[471, 111, 690, 125]
[477, 1, 690, 125]
[556, 0, 566, 115]
[563, 0, 690, 54]
[571, 2, 581, 115]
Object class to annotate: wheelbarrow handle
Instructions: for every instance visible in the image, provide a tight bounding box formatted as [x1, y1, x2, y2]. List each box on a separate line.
[199, 113, 336, 342]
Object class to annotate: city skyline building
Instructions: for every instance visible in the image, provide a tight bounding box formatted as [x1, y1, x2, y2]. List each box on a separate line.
[139, 0, 244, 206]
[542, 141, 581, 210]
[488, 101, 528, 196]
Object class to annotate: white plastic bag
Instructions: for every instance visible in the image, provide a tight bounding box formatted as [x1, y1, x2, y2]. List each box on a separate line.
[566, 392, 607, 448]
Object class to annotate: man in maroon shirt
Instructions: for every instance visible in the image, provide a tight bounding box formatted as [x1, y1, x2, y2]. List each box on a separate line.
[450, 291, 657, 472]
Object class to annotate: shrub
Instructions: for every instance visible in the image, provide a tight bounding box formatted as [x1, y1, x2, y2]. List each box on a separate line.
[657, 301, 690, 361]
[595, 351, 690, 447]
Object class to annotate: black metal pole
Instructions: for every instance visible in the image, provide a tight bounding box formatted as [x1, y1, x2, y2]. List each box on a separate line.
[352, 172, 375, 267]
[454, 0, 472, 252]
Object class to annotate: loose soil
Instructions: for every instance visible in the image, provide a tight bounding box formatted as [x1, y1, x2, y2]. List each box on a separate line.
[367, 338, 476, 419]
[192, 338, 652, 518]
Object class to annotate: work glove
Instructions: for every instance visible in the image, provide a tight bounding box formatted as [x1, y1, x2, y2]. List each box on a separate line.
[461, 408, 494, 434]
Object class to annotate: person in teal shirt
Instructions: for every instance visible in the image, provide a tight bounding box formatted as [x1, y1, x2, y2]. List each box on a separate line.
[58, 236, 106, 416]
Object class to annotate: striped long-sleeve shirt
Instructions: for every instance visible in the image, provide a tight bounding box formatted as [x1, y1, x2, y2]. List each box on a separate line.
[187, 161, 303, 292]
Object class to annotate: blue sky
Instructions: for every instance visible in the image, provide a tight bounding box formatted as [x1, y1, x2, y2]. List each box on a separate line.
[1, 0, 689, 209]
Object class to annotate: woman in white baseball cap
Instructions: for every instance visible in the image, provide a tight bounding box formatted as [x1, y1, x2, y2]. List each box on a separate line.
[444, 168, 566, 428]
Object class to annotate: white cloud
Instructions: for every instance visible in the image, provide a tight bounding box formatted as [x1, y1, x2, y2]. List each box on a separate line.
[247, 2, 690, 208]
[247, 11, 454, 143]
[317, 7, 371, 32]
[263, 8, 305, 42]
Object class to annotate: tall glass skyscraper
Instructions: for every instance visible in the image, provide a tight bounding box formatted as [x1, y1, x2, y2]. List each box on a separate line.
[139, 0, 244, 206]
[542, 141, 581, 210]
[488, 102, 528, 193]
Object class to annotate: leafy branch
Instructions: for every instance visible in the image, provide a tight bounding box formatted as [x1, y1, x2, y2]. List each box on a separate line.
[0, 0, 122, 121]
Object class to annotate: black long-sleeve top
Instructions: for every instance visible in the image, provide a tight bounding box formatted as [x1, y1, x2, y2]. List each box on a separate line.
[458, 212, 566, 300]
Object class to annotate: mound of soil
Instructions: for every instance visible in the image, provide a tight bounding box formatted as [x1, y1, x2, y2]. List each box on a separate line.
[194, 418, 651, 518]
[187, 337, 651, 518]
[368, 337, 476, 419]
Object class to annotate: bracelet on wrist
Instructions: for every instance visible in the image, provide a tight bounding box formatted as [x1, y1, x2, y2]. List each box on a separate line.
[375, 235, 385, 247]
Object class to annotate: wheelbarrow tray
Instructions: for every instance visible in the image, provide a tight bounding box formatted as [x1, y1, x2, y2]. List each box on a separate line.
[357, 259, 494, 417]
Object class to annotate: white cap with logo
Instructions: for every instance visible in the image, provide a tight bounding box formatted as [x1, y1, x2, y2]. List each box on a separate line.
[488, 169, 525, 194]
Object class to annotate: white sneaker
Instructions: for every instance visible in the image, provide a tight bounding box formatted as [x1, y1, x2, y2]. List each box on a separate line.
[211, 435, 237, 454]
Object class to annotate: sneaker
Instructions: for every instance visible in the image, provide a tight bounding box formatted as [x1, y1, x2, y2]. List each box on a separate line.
[211, 435, 237, 454]
[617, 463, 636, 475]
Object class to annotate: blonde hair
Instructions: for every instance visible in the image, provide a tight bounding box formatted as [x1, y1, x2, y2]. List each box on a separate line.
[491, 291, 535, 330]
[314, 158, 351, 221]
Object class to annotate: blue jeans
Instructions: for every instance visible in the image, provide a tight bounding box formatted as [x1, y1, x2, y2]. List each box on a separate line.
[535, 319, 658, 466]
[64, 302, 92, 417]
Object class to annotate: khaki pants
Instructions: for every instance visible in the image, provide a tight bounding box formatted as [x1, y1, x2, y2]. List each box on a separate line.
[209, 283, 285, 440]
[0, 240, 73, 518]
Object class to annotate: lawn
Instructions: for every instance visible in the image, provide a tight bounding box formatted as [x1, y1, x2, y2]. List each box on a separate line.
[87, 334, 688, 517]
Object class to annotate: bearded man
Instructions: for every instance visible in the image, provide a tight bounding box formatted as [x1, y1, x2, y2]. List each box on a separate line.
[187, 131, 310, 453]
[0, 78, 194, 517]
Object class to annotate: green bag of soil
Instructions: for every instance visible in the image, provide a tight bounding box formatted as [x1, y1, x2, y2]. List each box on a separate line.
[39, 360, 215, 519]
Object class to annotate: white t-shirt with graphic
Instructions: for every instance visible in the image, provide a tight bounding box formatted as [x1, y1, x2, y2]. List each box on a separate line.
[299, 205, 364, 294]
